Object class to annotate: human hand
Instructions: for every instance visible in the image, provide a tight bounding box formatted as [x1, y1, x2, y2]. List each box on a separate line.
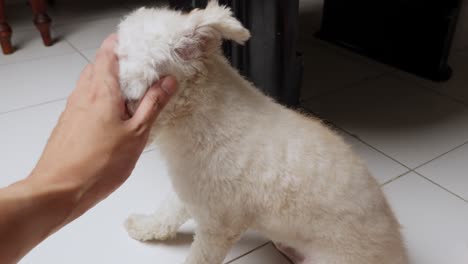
[28, 34, 177, 224]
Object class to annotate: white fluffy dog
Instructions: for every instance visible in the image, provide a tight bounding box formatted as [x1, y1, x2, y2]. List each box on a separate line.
[116, 2, 408, 263]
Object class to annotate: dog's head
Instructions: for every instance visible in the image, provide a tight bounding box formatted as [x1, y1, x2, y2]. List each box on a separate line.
[116, 1, 250, 100]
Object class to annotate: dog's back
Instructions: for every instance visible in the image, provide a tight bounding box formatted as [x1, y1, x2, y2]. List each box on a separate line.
[117, 2, 408, 263]
[156, 55, 408, 264]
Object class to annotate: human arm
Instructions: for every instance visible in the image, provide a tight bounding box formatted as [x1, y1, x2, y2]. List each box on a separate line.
[0, 34, 177, 264]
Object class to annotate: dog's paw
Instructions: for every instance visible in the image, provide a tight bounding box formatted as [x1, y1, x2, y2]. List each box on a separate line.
[124, 214, 178, 241]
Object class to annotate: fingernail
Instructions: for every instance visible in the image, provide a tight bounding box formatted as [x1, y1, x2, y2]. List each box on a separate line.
[161, 77, 177, 96]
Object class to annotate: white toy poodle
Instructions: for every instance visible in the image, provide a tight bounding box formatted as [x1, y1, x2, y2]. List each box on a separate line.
[116, 1, 408, 263]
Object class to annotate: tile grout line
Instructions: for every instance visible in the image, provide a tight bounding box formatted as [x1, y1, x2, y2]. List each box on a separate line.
[0, 48, 81, 67]
[411, 141, 468, 171]
[0, 97, 66, 116]
[3, 4, 125, 62]
[381, 171, 413, 187]
[273, 242, 295, 264]
[334, 124, 468, 202]
[338, 127, 468, 203]
[383, 170, 468, 205]
[302, 114, 412, 171]
[64, 39, 94, 63]
[224, 242, 270, 264]
[304, 116, 468, 204]
[413, 171, 468, 204]
[0, 43, 91, 116]
[340, 129, 410, 169]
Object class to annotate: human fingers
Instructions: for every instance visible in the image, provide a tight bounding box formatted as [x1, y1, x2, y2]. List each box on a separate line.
[93, 33, 119, 78]
[92, 34, 121, 100]
[126, 76, 177, 134]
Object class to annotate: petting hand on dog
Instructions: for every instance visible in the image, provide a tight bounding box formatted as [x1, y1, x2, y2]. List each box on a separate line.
[0, 34, 177, 264]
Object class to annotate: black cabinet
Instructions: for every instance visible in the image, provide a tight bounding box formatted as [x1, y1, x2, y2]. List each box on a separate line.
[169, 0, 303, 107]
[318, 0, 463, 81]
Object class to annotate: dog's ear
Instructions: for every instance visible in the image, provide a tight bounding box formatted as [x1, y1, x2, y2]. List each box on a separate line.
[174, 0, 251, 60]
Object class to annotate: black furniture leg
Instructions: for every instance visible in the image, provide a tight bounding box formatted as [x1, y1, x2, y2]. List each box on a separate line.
[169, 0, 302, 107]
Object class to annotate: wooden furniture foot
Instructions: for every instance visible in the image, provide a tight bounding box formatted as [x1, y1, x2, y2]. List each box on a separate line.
[0, 30, 13, 54]
[29, 0, 53, 46]
[0, 0, 13, 54]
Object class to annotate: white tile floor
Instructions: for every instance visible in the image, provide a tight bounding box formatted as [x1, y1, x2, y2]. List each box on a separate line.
[1, 0, 467, 263]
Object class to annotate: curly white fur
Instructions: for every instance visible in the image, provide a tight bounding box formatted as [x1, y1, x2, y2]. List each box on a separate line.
[117, 2, 409, 264]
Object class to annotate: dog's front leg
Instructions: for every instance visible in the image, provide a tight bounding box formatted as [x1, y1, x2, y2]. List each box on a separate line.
[125, 193, 190, 241]
[185, 226, 242, 264]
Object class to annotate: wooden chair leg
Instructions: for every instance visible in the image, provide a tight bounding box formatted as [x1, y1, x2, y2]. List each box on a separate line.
[28, 0, 53, 46]
[0, 0, 13, 54]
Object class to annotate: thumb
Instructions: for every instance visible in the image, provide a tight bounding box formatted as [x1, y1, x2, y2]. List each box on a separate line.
[127, 76, 177, 132]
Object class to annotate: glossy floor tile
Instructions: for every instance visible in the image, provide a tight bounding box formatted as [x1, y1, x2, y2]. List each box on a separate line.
[393, 51, 468, 106]
[384, 173, 468, 264]
[0, 29, 75, 65]
[416, 143, 468, 201]
[338, 130, 409, 184]
[0, 53, 87, 113]
[304, 75, 468, 168]
[48, 1, 130, 27]
[0, 100, 66, 187]
[80, 48, 98, 62]
[229, 243, 291, 264]
[55, 17, 121, 51]
[299, 37, 387, 100]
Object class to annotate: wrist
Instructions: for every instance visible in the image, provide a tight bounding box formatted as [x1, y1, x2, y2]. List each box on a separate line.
[22, 171, 82, 230]
[0, 176, 81, 264]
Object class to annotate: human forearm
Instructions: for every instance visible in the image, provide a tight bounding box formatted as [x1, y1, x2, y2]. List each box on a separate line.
[0, 175, 79, 264]
[0, 35, 176, 264]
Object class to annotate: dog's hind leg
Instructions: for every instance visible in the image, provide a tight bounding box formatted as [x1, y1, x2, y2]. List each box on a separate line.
[125, 193, 190, 241]
[185, 226, 244, 264]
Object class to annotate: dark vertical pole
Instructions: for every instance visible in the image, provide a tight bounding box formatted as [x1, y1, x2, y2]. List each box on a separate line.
[245, 0, 282, 98]
[168, 0, 302, 106]
[225, 0, 249, 77]
[279, 0, 302, 106]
